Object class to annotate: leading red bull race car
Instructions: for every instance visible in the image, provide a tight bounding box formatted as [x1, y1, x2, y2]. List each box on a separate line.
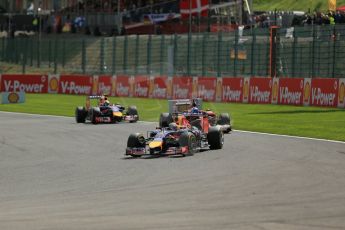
[125, 107, 224, 158]
[75, 95, 139, 124]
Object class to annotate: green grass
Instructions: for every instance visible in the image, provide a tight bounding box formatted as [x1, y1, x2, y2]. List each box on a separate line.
[1, 94, 344, 142]
[253, 0, 345, 11]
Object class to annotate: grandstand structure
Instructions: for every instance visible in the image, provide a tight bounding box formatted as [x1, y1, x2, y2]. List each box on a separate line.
[0, 1, 246, 36]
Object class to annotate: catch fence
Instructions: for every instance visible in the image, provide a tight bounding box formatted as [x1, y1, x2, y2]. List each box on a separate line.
[1, 24, 345, 78]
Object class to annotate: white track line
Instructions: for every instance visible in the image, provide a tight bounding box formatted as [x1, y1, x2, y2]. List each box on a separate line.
[234, 129, 345, 144]
[1, 111, 344, 144]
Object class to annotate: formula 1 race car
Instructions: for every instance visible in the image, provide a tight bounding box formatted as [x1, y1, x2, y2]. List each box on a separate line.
[125, 123, 224, 158]
[158, 98, 231, 133]
[75, 95, 139, 124]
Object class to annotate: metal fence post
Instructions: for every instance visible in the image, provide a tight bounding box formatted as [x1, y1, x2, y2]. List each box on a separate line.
[160, 34, 165, 76]
[201, 32, 207, 76]
[112, 36, 117, 75]
[62, 40, 65, 68]
[311, 26, 315, 78]
[82, 39, 86, 74]
[124, 35, 128, 74]
[100, 38, 105, 74]
[48, 39, 52, 68]
[269, 26, 279, 78]
[291, 28, 297, 78]
[30, 38, 33, 66]
[54, 38, 58, 74]
[22, 38, 28, 74]
[14, 38, 19, 63]
[173, 34, 178, 76]
[37, 38, 40, 68]
[234, 29, 239, 77]
[187, 32, 191, 76]
[332, 26, 336, 78]
[135, 34, 139, 75]
[147, 34, 152, 75]
[1, 38, 4, 61]
[251, 29, 256, 77]
[217, 31, 222, 78]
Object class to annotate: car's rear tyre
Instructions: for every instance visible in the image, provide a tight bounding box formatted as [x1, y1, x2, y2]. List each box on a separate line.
[159, 113, 173, 128]
[75, 106, 87, 123]
[207, 126, 224, 150]
[127, 133, 146, 158]
[127, 105, 139, 123]
[217, 113, 231, 133]
[179, 132, 197, 156]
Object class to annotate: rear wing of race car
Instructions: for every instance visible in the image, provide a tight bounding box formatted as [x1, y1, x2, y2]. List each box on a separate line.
[86, 95, 109, 108]
[168, 98, 203, 114]
[88, 95, 107, 99]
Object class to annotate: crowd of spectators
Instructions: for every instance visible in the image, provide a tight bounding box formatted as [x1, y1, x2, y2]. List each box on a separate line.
[299, 11, 345, 25]
[252, 10, 345, 29]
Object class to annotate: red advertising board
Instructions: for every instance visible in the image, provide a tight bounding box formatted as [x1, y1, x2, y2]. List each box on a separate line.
[133, 75, 149, 98]
[1, 74, 48, 93]
[97, 75, 113, 95]
[115, 75, 132, 97]
[310, 78, 338, 107]
[221, 77, 243, 103]
[248, 77, 272, 104]
[277, 78, 304, 105]
[195, 77, 217, 102]
[58, 75, 93, 95]
[172, 76, 193, 99]
[149, 76, 168, 99]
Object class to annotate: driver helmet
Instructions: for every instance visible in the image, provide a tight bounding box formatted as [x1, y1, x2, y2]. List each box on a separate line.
[191, 106, 199, 114]
[99, 96, 105, 104]
[169, 122, 178, 131]
[191, 101, 199, 113]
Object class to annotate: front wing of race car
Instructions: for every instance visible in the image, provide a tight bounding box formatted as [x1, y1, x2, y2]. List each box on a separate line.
[218, 124, 231, 133]
[93, 113, 138, 124]
[125, 145, 189, 157]
[124, 114, 139, 122]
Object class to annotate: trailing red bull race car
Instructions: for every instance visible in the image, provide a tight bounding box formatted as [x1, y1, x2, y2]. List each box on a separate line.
[158, 98, 231, 133]
[75, 95, 139, 124]
[125, 122, 224, 158]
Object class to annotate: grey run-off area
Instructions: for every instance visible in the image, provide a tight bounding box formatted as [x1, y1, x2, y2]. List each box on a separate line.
[0, 112, 345, 230]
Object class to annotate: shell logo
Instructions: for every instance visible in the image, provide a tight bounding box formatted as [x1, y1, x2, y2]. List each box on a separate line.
[243, 79, 249, 100]
[272, 81, 278, 101]
[8, 92, 19, 103]
[303, 82, 311, 103]
[339, 82, 345, 104]
[49, 77, 59, 91]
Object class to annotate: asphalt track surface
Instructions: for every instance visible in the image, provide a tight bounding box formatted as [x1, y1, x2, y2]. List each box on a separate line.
[1, 112, 345, 230]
